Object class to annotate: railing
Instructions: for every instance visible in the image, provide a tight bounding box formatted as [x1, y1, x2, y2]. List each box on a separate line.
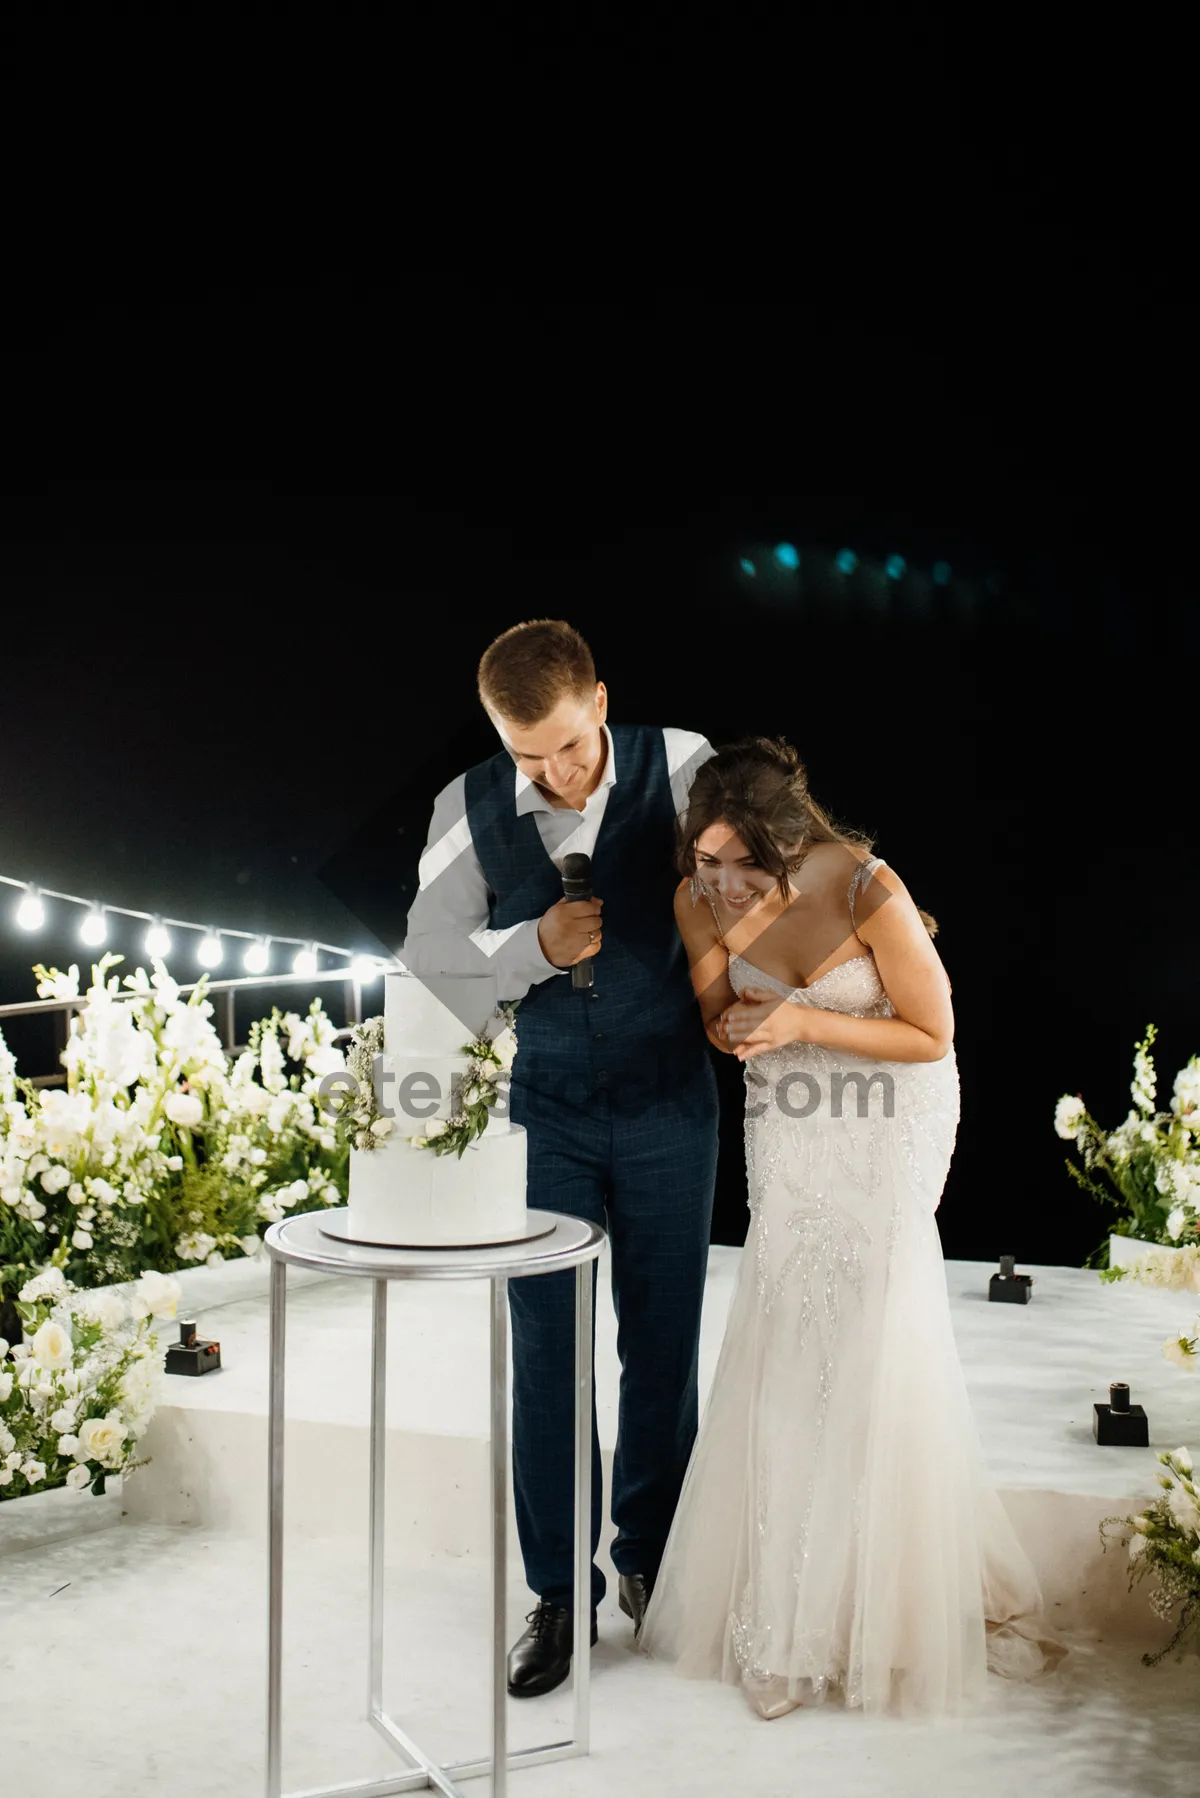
[0, 967, 391, 1085]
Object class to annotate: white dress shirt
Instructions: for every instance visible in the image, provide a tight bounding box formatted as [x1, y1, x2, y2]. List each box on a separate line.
[401, 723, 715, 1001]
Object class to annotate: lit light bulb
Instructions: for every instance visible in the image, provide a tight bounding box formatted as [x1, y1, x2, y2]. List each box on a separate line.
[197, 931, 223, 968]
[244, 939, 269, 974]
[835, 548, 858, 575]
[773, 542, 799, 570]
[80, 906, 107, 946]
[145, 918, 171, 957]
[885, 554, 907, 580]
[350, 955, 380, 981]
[293, 945, 317, 975]
[16, 886, 45, 930]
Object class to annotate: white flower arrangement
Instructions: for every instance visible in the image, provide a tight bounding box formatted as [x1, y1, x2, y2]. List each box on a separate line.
[0, 1265, 180, 1502]
[0, 959, 349, 1319]
[1056, 1025, 1200, 1269]
[406, 1006, 518, 1159]
[1101, 1448, 1200, 1664]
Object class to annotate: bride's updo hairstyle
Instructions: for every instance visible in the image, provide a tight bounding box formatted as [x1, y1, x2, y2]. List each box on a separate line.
[675, 736, 872, 911]
[676, 736, 940, 937]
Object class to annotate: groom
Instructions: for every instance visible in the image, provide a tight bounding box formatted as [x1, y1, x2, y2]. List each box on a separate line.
[400, 619, 719, 1696]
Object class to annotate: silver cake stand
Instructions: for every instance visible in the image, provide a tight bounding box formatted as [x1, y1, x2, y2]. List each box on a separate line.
[263, 1207, 606, 1798]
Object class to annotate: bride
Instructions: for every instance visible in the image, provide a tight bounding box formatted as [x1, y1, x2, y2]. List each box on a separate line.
[638, 736, 1061, 1719]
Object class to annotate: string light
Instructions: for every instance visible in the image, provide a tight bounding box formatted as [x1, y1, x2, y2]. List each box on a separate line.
[15, 885, 45, 930]
[351, 956, 383, 981]
[0, 870, 374, 969]
[244, 939, 270, 975]
[80, 906, 107, 946]
[197, 931, 223, 969]
[145, 917, 172, 957]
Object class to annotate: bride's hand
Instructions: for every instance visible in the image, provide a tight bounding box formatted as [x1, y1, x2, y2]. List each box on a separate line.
[719, 987, 809, 1060]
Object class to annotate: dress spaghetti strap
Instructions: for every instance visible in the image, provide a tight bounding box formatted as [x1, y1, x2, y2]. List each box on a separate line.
[847, 855, 883, 932]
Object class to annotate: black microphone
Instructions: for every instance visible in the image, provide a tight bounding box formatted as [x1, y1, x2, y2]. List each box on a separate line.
[561, 852, 595, 991]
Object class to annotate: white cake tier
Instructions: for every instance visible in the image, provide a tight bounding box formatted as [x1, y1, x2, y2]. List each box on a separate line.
[348, 1119, 526, 1247]
[379, 1052, 473, 1124]
[384, 972, 499, 1059]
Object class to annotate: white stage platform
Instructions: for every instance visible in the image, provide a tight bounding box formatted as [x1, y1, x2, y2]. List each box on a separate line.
[114, 1248, 1199, 1636]
[2, 1249, 1198, 1798]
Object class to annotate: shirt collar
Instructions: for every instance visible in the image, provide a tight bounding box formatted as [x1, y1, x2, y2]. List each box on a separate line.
[514, 721, 616, 816]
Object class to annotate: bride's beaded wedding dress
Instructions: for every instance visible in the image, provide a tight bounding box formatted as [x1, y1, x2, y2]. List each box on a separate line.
[640, 859, 1061, 1717]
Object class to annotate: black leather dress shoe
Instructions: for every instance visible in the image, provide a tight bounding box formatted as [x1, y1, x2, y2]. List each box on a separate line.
[617, 1571, 657, 1637]
[506, 1601, 598, 1698]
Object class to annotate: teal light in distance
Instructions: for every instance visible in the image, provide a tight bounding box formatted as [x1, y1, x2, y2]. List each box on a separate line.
[835, 548, 858, 575]
[739, 557, 757, 576]
[931, 561, 951, 585]
[773, 542, 799, 569]
[885, 554, 907, 580]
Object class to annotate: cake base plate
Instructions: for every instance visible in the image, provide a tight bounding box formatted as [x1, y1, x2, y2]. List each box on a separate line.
[318, 1206, 558, 1252]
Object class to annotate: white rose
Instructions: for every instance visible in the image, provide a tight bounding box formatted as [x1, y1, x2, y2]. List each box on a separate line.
[1167, 1206, 1187, 1241]
[76, 1413, 127, 1468]
[66, 1463, 91, 1489]
[424, 1119, 448, 1140]
[163, 1091, 204, 1128]
[0, 1335, 8, 1357]
[39, 1164, 71, 1194]
[492, 1029, 518, 1071]
[132, 1269, 181, 1320]
[22, 1460, 46, 1485]
[369, 1118, 393, 1137]
[285, 1178, 310, 1205]
[239, 1233, 264, 1257]
[49, 1405, 77, 1432]
[30, 1318, 73, 1372]
[0, 1372, 12, 1403]
[0, 1424, 13, 1455]
[57, 1433, 80, 1457]
[408, 1135, 430, 1150]
[205, 1250, 225, 1268]
[0, 1468, 12, 1486]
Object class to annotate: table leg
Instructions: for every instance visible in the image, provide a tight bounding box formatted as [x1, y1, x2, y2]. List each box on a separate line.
[368, 1278, 388, 1718]
[267, 1256, 288, 1798]
[573, 1259, 593, 1753]
[490, 1276, 509, 1798]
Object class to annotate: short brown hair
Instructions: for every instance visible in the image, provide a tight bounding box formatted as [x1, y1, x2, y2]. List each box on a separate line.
[477, 620, 597, 727]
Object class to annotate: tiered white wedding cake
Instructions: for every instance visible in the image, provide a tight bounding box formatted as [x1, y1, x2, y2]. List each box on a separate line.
[345, 972, 528, 1248]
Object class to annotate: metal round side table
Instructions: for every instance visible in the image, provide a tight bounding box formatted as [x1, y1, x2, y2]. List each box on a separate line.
[263, 1207, 606, 1798]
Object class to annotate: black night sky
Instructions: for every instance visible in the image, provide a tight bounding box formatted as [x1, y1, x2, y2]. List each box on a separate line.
[6, 295, 1196, 1269]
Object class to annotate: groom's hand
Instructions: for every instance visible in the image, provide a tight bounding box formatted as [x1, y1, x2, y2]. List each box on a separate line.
[538, 895, 604, 968]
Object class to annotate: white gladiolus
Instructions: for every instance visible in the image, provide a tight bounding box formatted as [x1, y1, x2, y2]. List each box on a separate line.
[30, 1319, 73, 1372]
[0, 1372, 12, 1403]
[39, 1163, 71, 1194]
[72, 1228, 94, 1250]
[1173, 1447, 1193, 1474]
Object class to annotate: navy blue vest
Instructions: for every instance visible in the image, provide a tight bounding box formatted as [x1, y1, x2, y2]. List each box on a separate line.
[463, 724, 710, 1115]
